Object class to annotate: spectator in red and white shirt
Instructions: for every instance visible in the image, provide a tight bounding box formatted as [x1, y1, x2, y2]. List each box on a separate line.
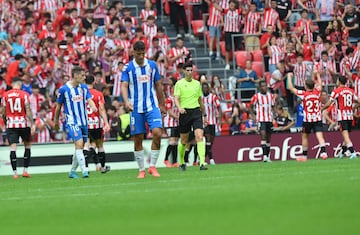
[313, 51, 336, 85]
[38, 20, 56, 40]
[205, 0, 224, 58]
[296, 9, 315, 44]
[262, 0, 282, 32]
[250, 80, 275, 162]
[202, 82, 221, 165]
[105, 5, 117, 29]
[156, 26, 171, 52]
[168, 37, 191, 71]
[213, 0, 242, 70]
[111, 60, 124, 97]
[268, 36, 284, 74]
[35, 105, 53, 143]
[121, 7, 138, 28]
[147, 37, 166, 60]
[340, 47, 354, 76]
[293, 53, 309, 89]
[79, 27, 99, 53]
[140, 0, 157, 22]
[313, 34, 325, 62]
[142, 15, 157, 46]
[29, 83, 46, 118]
[243, 2, 262, 51]
[287, 72, 328, 161]
[130, 27, 149, 51]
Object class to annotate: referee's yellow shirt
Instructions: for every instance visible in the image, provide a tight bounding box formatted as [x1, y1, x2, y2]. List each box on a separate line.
[174, 78, 202, 109]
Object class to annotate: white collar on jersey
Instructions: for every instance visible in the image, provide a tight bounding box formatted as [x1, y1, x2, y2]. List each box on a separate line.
[133, 58, 148, 68]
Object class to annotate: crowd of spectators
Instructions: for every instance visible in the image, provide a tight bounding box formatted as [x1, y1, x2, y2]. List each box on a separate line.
[0, 0, 360, 144]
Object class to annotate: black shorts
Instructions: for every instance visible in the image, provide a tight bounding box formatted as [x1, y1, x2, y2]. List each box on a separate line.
[302, 121, 323, 134]
[339, 120, 352, 132]
[204, 125, 216, 136]
[179, 108, 203, 134]
[88, 128, 103, 142]
[259, 122, 273, 134]
[225, 32, 241, 52]
[166, 127, 180, 137]
[7, 128, 31, 144]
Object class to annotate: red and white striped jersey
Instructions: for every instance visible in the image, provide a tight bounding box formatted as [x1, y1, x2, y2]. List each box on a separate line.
[111, 61, 122, 97]
[207, 3, 222, 27]
[35, 116, 51, 143]
[169, 46, 190, 69]
[29, 93, 45, 118]
[250, 92, 275, 122]
[79, 35, 99, 52]
[314, 60, 336, 85]
[157, 61, 167, 78]
[296, 19, 314, 43]
[340, 56, 351, 76]
[156, 35, 171, 51]
[140, 9, 157, 21]
[94, 1, 107, 19]
[351, 48, 360, 69]
[330, 86, 356, 121]
[296, 88, 322, 122]
[142, 23, 157, 45]
[276, 37, 288, 51]
[219, 0, 229, 9]
[1, 88, 31, 128]
[293, 63, 309, 87]
[244, 11, 261, 34]
[269, 45, 283, 65]
[352, 74, 360, 98]
[87, 88, 105, 129]
[324, 104, 337, 124]
[263, 7, 279, 31]
[314, 43, 325, 61]
[202, 93, 221, 125]
[164, 96, 179, 128]
[121, 16, 138, 27]
[223, 8, 242, 32]
[0, 50, 10, 68]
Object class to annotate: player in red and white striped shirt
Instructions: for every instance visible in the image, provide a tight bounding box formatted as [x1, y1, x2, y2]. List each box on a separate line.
[1, 78, 35, 179]
[85, 75, 111, 173]
[250, 80, 275, 162]
[288, 73, 328, 161]
[322, 75, 360, 159]
[243, 2, 262, 51]
[163, 85, 180, 167]
[202, 82, 222, 165]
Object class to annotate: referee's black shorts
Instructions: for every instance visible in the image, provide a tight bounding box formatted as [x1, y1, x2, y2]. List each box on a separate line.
[179, 108, 203, 134]
[7, 128, 31, 144]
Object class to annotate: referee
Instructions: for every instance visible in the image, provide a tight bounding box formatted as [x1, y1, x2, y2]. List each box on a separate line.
[174, 62, 208, 171]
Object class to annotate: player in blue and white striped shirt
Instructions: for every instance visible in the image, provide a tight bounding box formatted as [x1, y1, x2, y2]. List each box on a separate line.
[54, 66, 98, 179]
[121, 41, 166, 179]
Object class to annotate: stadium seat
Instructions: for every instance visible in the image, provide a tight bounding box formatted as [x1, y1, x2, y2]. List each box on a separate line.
[191, 20, 204, 37]
[251, 50, 263, 62]
[235, 51, 252, 69]
[252, 61, 264, 78]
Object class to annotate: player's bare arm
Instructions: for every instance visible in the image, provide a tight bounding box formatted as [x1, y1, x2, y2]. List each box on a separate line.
[120, 81, 133, 111]
[25, 102, 35, 134]
[99, 102, 110, 132]
[87, 98, 98, 113]
[155, 80, 166, 115]
[54, 103, 62, 130]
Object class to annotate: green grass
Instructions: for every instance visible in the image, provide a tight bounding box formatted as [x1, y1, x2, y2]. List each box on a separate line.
[1, 159, 360, 235]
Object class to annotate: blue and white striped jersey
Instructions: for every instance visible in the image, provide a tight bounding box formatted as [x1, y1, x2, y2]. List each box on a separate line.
[121, 58, 161, 113]
[56, 82, 92, 126]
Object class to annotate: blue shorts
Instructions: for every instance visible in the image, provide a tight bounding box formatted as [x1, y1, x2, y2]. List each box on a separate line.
[65, 124, 88, 143]
[209, 26, 221, 38]
[130, 108, 163, 135]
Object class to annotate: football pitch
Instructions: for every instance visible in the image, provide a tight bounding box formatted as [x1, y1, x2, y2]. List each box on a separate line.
[0, 159, 359, 235]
